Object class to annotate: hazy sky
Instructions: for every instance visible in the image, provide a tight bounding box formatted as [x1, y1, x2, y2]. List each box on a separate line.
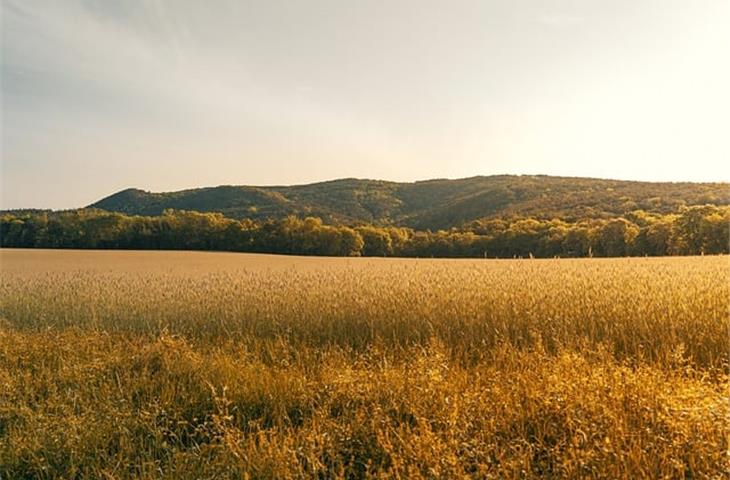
[2, 0, 729, 209]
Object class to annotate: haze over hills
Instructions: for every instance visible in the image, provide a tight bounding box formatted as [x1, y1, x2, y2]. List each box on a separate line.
[89, 175, 729, 230]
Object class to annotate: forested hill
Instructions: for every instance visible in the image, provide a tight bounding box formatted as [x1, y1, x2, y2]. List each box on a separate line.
[90, 175, 729, 230]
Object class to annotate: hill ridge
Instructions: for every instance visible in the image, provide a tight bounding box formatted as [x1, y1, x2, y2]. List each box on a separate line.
[90, 175, 730, 230]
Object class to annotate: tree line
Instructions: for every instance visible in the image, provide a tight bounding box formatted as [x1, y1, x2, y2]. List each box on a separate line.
[1, 205, 728, 258]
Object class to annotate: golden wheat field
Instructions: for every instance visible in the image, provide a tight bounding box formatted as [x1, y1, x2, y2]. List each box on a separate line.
[0, 249, 728, 479]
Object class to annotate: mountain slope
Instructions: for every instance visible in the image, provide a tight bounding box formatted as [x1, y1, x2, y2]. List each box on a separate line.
[90, 175, 730, 230]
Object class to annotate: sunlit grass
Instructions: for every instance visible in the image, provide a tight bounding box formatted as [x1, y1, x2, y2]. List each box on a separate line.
[0, 251, 727, 478]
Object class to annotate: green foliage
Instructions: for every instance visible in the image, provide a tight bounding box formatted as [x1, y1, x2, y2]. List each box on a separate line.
[87, 176, 730, 230]
[2, 205, 728, 257]
[6, 176, 727, 258]
[355, 226, 393, 256]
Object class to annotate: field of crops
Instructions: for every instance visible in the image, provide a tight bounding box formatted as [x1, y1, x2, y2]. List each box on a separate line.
[0, 249, 728, 478]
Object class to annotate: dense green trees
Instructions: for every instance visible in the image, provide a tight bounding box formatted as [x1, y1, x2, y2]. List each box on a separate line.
[355, 226, 393, 256]
[595, 219, 640, 257]
[90, 176, 730, 230]
[1, 205, 728, 258]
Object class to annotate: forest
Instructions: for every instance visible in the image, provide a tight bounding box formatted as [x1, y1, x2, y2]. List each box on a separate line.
[1, 204, 727, 258]
[89, 175, 730, 230]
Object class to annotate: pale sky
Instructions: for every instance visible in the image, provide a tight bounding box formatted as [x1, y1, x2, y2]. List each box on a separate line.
[2, 0, 729, 209]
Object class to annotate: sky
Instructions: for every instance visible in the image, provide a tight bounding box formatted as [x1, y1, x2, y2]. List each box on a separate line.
[1, 0, 729, 209]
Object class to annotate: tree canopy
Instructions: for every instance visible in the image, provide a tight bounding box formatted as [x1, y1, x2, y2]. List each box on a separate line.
[87, 175, 730, 230]
[2, 205, 727, 258]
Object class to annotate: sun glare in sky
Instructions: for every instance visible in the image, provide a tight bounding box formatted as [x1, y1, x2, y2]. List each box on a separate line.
[1, 0, 729, 208]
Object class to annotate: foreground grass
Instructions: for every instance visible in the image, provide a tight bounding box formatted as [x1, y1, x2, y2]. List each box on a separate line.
[0, 251, 728, 478]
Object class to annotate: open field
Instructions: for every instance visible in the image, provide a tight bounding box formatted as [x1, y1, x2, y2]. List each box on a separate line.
[0, 249, 728, 478]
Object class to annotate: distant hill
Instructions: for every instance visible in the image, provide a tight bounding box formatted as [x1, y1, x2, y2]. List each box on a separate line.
[89, 175, 730, 230]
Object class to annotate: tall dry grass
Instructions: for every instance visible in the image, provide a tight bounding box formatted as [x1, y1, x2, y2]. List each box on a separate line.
[0, 251, 727, 478]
